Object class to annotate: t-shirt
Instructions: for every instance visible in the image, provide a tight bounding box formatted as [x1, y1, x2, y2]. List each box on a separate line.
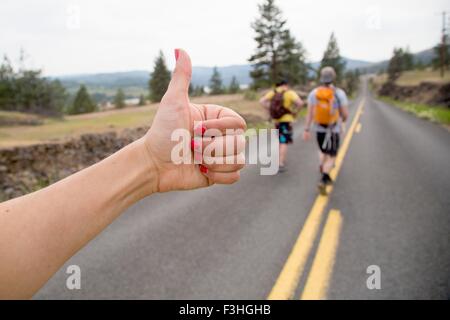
[263, 88, 301, 123]
[307, 86, 348, 133]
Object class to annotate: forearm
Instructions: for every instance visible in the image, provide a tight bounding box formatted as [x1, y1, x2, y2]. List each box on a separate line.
[0, 137, 156, 299]
[304, 105, 313, 130]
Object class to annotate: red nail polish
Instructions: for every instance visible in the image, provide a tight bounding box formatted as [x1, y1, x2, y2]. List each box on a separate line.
[175, 49, 180, 61]
[194, 123, 207, 136]
[200, 165, 208, 174]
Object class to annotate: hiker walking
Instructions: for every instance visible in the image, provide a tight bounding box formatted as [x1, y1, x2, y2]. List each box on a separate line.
[303, 67, 349, 194]
[260, 79, 304, 172]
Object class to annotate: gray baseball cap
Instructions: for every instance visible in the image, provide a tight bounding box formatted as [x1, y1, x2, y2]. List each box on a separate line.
[320, 66, 336, 84]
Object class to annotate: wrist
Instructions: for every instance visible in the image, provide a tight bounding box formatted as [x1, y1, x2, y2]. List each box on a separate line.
[135, 137, 160, 195]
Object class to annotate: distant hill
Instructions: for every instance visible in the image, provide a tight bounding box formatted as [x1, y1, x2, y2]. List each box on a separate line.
[55, 57, 373, 100]
[361, 48, 435, 74]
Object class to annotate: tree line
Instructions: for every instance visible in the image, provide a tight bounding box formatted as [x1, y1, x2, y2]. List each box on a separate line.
[386, 43, 450, 83]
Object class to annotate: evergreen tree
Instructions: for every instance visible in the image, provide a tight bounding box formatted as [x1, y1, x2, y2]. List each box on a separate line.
[0, 55, 15, 110]
[344, 70, 358, 96]
[68, 85, 96, 115]
[114, 88, 126, 109]
[149, 50, 171, 102]
[193, 85, 205, 97]
[387, 48, 405, 82]
[209, 67, 224, 95]
[278, 30, 309, 85]
[138, 94, 146, 106]
[320, 32, 346, 84]
[248, 0, 308, 88]
[432, 42, 450, 73]
[188, 83, 194, 96]
[402, 48, 414, 71]
[0, 54, 67, 115]
[228, 76, 240, 94]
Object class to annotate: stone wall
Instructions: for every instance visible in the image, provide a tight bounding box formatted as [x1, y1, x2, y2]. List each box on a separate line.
[0, 127, 148, 201]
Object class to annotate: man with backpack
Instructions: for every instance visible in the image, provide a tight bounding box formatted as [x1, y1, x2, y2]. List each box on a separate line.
[303, 67, 349, 195]
[260, 79, 304, 172]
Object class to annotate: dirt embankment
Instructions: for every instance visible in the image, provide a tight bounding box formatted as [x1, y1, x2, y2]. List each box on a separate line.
[0, 127, 148, 201]
[378, 81, 450, 107]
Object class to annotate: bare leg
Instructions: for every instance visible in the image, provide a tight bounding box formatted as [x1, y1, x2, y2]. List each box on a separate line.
[280, 143, 288, 167]
[322, 155, 336, 174]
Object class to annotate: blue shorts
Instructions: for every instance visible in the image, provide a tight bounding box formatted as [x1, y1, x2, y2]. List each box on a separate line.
[276, 122, 293, 144]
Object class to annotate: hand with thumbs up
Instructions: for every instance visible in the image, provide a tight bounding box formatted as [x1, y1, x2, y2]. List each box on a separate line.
[144, 49, 247, 193]
[0, 50, 248, 299]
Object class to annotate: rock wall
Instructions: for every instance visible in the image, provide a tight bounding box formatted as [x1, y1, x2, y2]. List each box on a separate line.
[0, 127, 148, 201]
[379, 81, 450, 107]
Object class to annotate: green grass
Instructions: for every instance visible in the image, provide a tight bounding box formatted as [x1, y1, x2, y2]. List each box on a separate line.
[380, 97, 450, 125]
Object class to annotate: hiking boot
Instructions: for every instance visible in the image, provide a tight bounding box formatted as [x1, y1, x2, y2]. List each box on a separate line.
[318, 181, 327, 195]
[323, 173, 333, 185]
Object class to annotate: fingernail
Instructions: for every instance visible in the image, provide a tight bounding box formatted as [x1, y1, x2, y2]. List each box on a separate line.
[191, 139, 202, 152]
[194, 123, 207, 136]
[194, 152, 202, 163]
[200, 165, 208, 174]
[175, 49, 180, 61]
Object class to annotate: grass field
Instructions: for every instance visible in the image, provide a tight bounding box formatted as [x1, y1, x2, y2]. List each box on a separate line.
[0, 93, 272, 148]
[381, 97, 450, 126]
[373, 69, 450, 87]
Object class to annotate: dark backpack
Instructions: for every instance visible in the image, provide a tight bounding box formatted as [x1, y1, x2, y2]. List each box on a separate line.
[269, 90, 291, 120]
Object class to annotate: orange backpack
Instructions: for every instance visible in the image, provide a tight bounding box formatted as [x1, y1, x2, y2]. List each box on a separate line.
[313, 86, 340, 125]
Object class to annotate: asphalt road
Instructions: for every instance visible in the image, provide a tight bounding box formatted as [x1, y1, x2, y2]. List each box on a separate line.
[35, 81, 450, 300]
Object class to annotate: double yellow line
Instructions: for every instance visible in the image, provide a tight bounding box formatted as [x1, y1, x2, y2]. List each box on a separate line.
[267, 99, 365, 300]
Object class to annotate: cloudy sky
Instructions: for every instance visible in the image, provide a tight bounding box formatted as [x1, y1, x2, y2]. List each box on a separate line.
[1, 0, 448, 75]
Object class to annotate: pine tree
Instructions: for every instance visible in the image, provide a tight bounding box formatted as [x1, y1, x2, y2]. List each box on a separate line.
[68, 85, 96, 115]
[193, 85, 205, 97]
[114, 88, 126, 109]
[209, 67, 224, 95]
[278, 30, 309, 85]
[344, 70, 358, 96]
[320, 32, 346, 84]
[149, 50, 171, 102]
[138, 94, 146, 106]
[249, 0, 308, 89]
[432, 42, 450, 72]
[228, 76, 240, 94]
[387, 48, 405, 82]
[402, 48, 414, 71]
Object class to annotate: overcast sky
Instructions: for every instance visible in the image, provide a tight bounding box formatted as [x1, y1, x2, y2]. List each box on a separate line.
[1, 0, 448, 75]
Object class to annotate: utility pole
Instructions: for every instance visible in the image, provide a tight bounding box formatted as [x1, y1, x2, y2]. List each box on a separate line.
[439, 11, 449, 78]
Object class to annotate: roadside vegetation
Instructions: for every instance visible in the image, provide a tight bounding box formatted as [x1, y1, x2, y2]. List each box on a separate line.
[379, 97, 450, 126]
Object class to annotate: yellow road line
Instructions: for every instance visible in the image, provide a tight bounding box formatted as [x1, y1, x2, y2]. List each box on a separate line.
[267, 99, 365, 300]
[355, 123, 362, 133]
[301, 210, 343, 300]
[267, 193, 329, 300]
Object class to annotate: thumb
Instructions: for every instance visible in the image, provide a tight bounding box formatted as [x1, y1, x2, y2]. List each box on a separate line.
[166, 48, 192, 97]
